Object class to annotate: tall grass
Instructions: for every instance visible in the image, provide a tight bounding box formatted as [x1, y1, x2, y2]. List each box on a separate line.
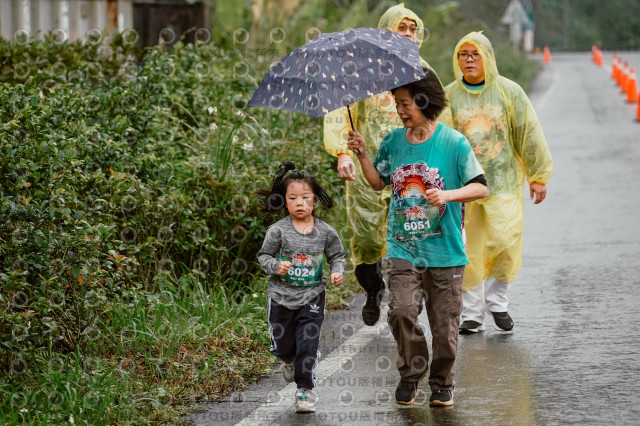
[0, 272, 272, 423]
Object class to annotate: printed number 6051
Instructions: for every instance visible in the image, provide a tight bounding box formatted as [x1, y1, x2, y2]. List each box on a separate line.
[404, 220, 430, 231]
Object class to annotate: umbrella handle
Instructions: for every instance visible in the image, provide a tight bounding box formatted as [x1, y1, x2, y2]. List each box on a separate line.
[347, 104, 365, 159]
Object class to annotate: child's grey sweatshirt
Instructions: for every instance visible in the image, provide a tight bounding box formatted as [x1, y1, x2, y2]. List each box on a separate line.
[257, 216, 345, 310]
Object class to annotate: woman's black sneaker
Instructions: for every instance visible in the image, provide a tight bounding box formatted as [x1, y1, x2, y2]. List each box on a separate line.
[429, 389, 453, 406]
[490, 311, 514, 331]
[459, 320, 485, 334]
[395, 380, 419, 405]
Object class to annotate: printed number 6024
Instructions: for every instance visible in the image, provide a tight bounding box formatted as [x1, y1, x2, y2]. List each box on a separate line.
[288, 267, 312, 277]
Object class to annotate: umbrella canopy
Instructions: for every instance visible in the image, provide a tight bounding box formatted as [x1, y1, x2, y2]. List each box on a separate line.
[247, 28, 426, 118]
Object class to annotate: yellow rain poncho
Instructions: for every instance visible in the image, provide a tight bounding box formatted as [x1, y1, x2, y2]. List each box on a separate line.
[323, 3, 432, 266]
[443, 32, 553, 290]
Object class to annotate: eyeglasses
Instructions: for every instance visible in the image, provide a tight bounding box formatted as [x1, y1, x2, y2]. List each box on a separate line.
[457, 52, 481, 61]
[397, 24, 417, 32]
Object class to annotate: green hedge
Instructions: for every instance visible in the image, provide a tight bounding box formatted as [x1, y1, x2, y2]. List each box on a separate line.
[0, 33, 345, 423]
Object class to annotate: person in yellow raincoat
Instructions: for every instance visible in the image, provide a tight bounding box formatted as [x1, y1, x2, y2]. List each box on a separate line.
[323, 3, 435, 326]
[442, 32, 553, 333]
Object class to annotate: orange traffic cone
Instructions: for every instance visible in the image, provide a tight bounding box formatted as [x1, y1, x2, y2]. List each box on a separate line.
[619, 59, 625, 85]
[636, 97, 640, 121]
[627, 69, 639, 103]
[596, 49, 603, 66]
[592, 46, 602, 66]
[611, 55, 620, 82]
[621, 62, 630, 92]
[615, 59, 624, 86]
[543, 46, 551, 64]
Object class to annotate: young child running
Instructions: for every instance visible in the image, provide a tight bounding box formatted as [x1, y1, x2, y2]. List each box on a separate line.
[256, 161, 345, 413]
[347, 68, 487, 407]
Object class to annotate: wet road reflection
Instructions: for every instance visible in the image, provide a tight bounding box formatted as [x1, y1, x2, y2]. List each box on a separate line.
[188, 52, 640, 426]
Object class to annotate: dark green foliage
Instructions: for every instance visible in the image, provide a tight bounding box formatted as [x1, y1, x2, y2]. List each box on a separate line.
[0, 32, 342, 422]
[534, 0, 640, 51]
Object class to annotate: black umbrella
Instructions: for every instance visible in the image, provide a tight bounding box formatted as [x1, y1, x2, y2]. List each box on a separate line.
[248, 27, 425, 136]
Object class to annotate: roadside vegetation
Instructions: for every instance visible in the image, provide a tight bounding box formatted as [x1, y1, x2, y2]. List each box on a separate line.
[0, 2, 545, 423]
[0, 31, 349, 424]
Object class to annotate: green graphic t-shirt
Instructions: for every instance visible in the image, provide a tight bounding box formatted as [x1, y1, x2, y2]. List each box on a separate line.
[374, 124, 484, 267]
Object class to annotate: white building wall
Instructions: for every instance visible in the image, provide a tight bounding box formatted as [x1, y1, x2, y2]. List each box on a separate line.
[17, 0, 32, 34]
[33, 0, 55, 39]
[90, 0, 108, 36]
[0, 0, 133, 42]
[118, 0, 132, 33]
[57, 0, 71, 41]
[0, 1, 18, 40]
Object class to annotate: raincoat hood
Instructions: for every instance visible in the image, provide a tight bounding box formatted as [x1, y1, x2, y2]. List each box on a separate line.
[452, 31, 499, 89]
[378, 3, 426, 47]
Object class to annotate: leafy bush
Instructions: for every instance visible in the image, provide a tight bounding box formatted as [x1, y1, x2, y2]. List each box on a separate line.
[0, 32, 346, 423]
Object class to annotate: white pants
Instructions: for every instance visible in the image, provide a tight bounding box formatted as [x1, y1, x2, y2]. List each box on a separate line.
[461, 275, 510, 323]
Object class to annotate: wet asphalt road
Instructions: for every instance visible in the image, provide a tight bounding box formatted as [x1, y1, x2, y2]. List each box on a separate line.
[187, 51, 640, 425]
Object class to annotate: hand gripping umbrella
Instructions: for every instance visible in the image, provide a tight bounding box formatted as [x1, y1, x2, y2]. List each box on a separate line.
[248, 27, 426, 156]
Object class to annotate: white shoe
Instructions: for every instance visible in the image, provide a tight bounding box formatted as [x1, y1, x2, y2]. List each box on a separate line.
[295, 388, 316, 413]
[282, 362, 295, 383]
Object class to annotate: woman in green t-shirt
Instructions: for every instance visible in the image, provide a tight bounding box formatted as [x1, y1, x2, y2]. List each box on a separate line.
[347, 68, 487, 407]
